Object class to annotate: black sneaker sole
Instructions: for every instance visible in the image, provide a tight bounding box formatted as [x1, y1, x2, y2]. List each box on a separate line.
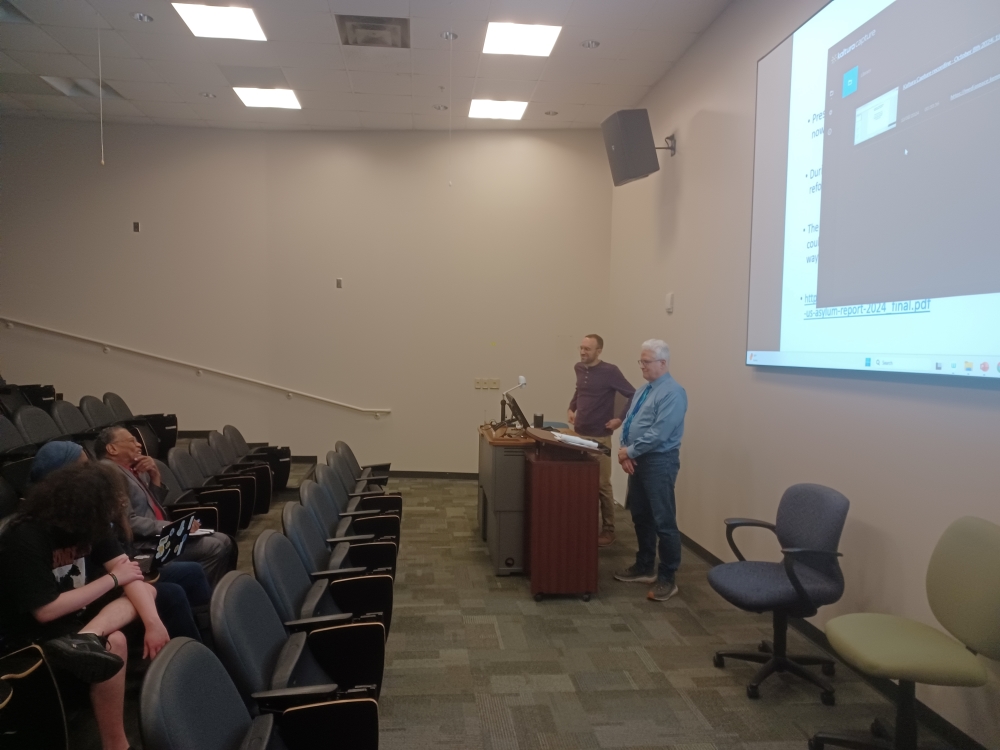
[42, 635, 124, 684]
[613, 572, 657, 583]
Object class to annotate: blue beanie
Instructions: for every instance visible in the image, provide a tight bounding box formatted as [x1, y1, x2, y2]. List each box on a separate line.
[30, 441, 84, 483]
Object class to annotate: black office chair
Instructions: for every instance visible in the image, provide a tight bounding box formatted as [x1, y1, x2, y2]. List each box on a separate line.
[191, 437, 271, 515]
[102, 391, 177, 454]
[708, 483, 850, 705]
[168, 447, 254, 530]
[223, 424, 291, 491]
[211, 572, 384, 726]
[141, 636, 333, 750]
[317, 461, 403, 518]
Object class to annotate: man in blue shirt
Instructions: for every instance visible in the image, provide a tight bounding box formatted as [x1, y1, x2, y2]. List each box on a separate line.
[614, 339, 688, 602]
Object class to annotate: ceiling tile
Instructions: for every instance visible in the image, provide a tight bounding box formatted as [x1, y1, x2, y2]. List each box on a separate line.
[531, 79, 592, 103]
[411, 94, 470, 114]
[410, 48, 479, 77]
[0, 51, 30, 73]
[471, 78, 536, 101]
[408, 17, 487, 52]
[254, 0, 332, 14]
[563, 0, 654, 30]
[647, 0, 733, 33]
[282, 67, 352, 92]
[0, 93, 30, 110]
[351, 92, 411, 113]
[11, 93, 87, 112]
[522, 101, 581, 121]
[410, 0, 490, 22]
[575, 102, 617, 123]
[358, 110, 411, 129]
[411, 111, 454, 129]
[5, 50, 94, 77]
[350, 70, 411, 95]
[253, 9, 338, 45]
[87, 0, 191, 36]
[598, 57, 672, 87]
[587, 82, 648, 107]
[8, 0, 109, 28]
[107, 79, 184, 102]
[40, 27, 138, 58]
[116, 30, 205, 61]
[342, 46, 410, 74]
[0, 72, 64, 94]
[411, 73, 475, 98]
[550, 26, 627, 59]
[75, 97, 146, 116]
[133, 99, 201, 118]
[297, 108, 360, 128]
[294, 88, 356, 110]
[541, 57, 609, 85]
[327, 0, 410, 17]
[620, 27, 698, 62]
[0, 23, 66, 53]
[143, 59, 230, 87]
[486, 0, 574, 26]
[76, 55, 163, 82]
[476, 54, 547, 81]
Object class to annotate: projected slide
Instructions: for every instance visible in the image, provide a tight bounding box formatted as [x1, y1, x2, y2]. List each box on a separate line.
[746, 0, 1000, 379]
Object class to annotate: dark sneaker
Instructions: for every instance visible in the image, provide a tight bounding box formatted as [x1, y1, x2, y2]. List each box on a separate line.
[598, 530, 615, 547]
[614, 565, 657, 583]
[42, 633, 124, 684]
[647, 579, 679, 602]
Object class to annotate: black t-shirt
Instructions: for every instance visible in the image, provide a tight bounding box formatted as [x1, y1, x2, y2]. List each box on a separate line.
[0, 520, 123, 651]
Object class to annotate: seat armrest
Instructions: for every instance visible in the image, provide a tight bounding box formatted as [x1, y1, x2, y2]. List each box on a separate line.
[309, 566, 369, 581]
[348, 490, 388, 499]
[252, 684, 340, 713]
[326, 534, 375, 544]
[163, 489, 197, 507]
[339, 509, 381, 518]
[240, 714, 275, 750]
[285, 613, 353, 632]
[780, 548, 843, 611]
[723, 518, 776, 561]
[361, 462, 391, 472]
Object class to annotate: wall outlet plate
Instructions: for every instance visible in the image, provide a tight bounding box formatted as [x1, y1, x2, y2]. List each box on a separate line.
[488, 378, 500, 389]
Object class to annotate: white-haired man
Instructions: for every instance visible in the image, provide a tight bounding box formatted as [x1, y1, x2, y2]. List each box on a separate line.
[614, 339, 688, 602]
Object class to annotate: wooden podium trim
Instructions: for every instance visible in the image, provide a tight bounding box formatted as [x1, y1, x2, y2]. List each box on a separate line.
[525, 427, 605, 456]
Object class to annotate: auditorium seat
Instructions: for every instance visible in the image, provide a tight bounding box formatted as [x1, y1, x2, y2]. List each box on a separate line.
[0, 416, 32, 457]
[13, 406, 61, 445]
[78, 395, 117, 429]
[168, 447, 254, 530]
[253, 530, 393, 632]
[0, 386, 32, 420]
[140, 637, 327, 750]
[335, 440, 390, 484]
[302, 478, 399, 544]
[190, 438, 271, 514]
[50, 401, 98, 438]
[317, 461, 403, 518]
[102, 391, 177, 453]
[326, 450, 384, 495]
[155, 459, 241, 537]
[210, 571, 383, 736]
[223, 424, 291, 491]
[282, 500, 397, 608]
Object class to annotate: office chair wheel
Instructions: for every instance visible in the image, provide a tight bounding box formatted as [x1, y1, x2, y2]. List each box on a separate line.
[808, 738, 824, 750]
[746, 684, 760, 699]
[581, 593, 591, 602]
[822, 662, 836, 677]
[534, 594, 543, 602]
[712, 654, 725, 669]
[821, 690, 836, 706]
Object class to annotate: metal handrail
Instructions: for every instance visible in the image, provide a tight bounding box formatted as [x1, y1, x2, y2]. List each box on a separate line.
[0, 316, 390, 419]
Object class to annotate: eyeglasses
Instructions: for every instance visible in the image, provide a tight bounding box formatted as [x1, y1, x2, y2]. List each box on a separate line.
[638, 359, 665, 367]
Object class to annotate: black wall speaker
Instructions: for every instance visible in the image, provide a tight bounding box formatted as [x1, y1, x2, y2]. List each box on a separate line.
[600, 109, 660, 186]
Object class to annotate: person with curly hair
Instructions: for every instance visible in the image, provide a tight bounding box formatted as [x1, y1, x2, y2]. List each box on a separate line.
[0, 462, 151, 750]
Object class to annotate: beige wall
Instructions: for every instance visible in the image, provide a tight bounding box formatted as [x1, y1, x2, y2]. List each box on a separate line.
[0, 119, 612, 471]
[606, 0, 1000, 745]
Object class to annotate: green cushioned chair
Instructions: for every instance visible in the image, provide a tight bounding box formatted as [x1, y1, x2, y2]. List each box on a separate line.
[810, 516, 1000, 750]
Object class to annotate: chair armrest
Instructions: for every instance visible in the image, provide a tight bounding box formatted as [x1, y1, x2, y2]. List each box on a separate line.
[285, 613, 353, 632]
[240, 714, 275, 750]
[723, 518, 776, 561]
[163, 489, 198, 507]
[339, 509, 381, 518]
[252, 684, 340, 713]
[348, 490, 388, 499]
[780, 548, 843, 610]
[309, 566, 369, 580]
[327, 534, 375, 544]
[166, 505, 218, 530]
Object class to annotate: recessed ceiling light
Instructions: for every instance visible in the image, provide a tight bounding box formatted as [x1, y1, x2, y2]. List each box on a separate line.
[441, 31, 457, 40]
[131, 12, 154, 22]
[233, 88, 300, 109]
[172, 4, 266, 41]
[433, 104, 448, 111]
[545, 110, 558, 116]
[483, 22, 561, 57]
[469, 99, 527, 120]
[199, 92, 216, 98]
[581, 39, 599, 49]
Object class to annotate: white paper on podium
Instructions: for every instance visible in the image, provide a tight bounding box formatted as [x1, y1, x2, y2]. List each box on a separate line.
[551, 433, 599, 450]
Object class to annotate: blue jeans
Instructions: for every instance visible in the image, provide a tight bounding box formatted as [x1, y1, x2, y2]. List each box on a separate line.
[154, 561, 211, 641]
[626, 449, 681, 582]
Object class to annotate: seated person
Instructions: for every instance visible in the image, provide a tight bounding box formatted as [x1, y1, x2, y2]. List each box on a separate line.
[31, 441, 209, 642]
[95, 426, 236, 586]
[0, 462, 151, 750]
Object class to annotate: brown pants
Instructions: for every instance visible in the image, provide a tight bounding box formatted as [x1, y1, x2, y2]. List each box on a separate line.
[580, 434, 615, 531]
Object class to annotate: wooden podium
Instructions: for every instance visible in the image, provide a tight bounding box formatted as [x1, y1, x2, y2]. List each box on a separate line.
[524, 428, 603, 601]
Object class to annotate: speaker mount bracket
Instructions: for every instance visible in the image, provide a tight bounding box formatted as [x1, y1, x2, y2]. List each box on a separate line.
[655, 134, 677, 157]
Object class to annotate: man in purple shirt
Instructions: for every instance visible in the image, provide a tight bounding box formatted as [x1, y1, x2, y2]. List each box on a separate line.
[568, 334, 637, 547]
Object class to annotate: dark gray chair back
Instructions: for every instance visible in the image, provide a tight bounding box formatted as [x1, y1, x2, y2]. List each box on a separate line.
[0, 386, 30, 420]
[209, 430, 240, 465]
[79, 395, 117, 429]
[253, 530, 343, 624]
[301, 480, 340, 535]
[14, 406, 60, 444]
[223, 425, 251, 457]
[155, 458, 185, 503]
[0, 416, 26, 453]
[0, 477, 19, 519]
[168, 446, 208, 489]
[190, 438, 225, 476]
[775, 483, 850, 580]
[335, 441, 363, 478]
[140, 637, 255, 750]
[102, 392, 134, 421]
[50, 401, 91, 436]
[210, 572, 289, 707]
[282, 493, 330, 573]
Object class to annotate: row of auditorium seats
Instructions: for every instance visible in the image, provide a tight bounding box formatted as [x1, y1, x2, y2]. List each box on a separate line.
[140, 444, 401, 750]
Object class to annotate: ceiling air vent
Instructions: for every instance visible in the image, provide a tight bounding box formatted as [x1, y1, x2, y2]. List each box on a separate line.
[335, 15, 410, 49]
[41, 77, 123, 99]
